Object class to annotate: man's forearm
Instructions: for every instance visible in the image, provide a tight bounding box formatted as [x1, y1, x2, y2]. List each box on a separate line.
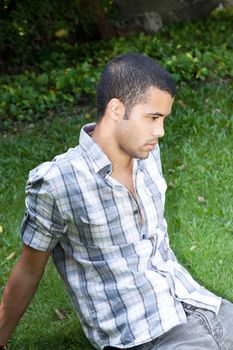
[0, 260, 44, 345]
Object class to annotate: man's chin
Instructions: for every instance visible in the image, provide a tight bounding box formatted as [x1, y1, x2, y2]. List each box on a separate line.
[138, 154, 150, 160]
[132, 151, 150, 160]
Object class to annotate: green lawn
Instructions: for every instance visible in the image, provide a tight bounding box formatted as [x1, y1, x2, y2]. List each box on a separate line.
[0, 8, 233, 348]
[0, 79, 232, 349]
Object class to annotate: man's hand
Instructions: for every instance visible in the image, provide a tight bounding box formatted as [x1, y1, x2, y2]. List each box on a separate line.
[0, 244, 50, 346]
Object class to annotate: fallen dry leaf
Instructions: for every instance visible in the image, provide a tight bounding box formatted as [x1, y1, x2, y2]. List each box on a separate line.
[54, 29, 68, 38]
[178, 99, 185, 107]
[6, 252, 16, 260]
[177, 164, 186, 171]
[198, 196, 207, 204]
[168, 182, 175, 189]
[55, 308, 65, 320]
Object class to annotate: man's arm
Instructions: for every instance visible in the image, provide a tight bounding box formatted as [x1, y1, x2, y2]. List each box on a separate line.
[0, 244, 50, 347]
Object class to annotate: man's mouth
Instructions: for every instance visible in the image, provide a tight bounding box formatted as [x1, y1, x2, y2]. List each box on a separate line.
[146, 142, 157, 150]
[147, 140, 158, 146]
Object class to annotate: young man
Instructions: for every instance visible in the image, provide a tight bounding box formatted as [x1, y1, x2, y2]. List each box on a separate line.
[0, 53, 232, 350]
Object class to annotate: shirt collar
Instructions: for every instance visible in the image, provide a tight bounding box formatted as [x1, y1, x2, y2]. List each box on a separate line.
[79, 123, 112, 177]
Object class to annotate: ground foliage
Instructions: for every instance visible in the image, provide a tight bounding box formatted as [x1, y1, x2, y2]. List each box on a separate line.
[0, 0, 112, 71]
[0, 7, 233, 350]
[0, 8, 232, 130]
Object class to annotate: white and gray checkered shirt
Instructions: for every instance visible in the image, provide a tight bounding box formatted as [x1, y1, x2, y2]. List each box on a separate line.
[21, 123, 221, 349]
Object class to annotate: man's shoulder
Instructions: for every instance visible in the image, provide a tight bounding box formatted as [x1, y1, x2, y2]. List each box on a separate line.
[27, 145, 83, 185]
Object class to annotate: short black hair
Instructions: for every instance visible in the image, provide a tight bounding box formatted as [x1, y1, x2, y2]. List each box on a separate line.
[96, 53, 176, 121]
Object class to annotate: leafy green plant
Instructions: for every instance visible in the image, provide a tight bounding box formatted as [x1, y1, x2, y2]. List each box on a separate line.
[0, 8, 232, 130]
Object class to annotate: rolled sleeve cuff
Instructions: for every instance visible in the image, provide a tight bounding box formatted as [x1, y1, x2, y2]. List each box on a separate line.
[20, 211, 67, 252]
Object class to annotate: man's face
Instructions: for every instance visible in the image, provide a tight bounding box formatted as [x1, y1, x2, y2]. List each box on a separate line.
[115, 86, 174, 160]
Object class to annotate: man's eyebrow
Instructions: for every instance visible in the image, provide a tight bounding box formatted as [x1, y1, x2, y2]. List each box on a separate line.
[147, 112, 165, 117]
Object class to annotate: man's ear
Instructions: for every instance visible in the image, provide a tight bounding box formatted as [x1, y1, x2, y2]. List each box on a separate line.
[105, 98, 125, 121]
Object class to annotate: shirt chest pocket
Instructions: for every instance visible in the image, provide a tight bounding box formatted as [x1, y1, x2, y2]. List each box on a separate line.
[78, 205, 122, 247]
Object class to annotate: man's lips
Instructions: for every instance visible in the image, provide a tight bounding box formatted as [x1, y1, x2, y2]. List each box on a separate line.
[147, 140, 158, 145]
[146, 142, 158, 149]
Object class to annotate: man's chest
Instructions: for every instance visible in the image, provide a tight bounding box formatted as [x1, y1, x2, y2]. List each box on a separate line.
[55, 162, 167, 247]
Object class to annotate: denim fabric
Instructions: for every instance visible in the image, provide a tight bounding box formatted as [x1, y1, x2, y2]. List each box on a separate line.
[105, 299, 233, 350]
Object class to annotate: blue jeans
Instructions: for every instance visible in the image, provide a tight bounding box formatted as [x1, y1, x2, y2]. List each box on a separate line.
[106, 299, 233, 349]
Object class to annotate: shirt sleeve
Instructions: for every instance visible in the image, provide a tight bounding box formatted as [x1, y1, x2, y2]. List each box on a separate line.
[20, 171, 67, 252]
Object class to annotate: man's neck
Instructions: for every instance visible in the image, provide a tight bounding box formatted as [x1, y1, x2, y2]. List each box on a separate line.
[92, 122, 133, 174]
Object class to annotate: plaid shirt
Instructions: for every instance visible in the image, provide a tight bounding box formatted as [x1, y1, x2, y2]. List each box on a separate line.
[21, 123, 221, 349]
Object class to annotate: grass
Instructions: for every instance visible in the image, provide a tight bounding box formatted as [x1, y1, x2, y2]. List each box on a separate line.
[162, 81, 233, 298]
[0, 7, 233, 346]
[0, 79, 232, 349]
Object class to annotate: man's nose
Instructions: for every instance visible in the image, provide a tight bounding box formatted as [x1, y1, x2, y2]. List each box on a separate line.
[152, 120, 165, 138]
